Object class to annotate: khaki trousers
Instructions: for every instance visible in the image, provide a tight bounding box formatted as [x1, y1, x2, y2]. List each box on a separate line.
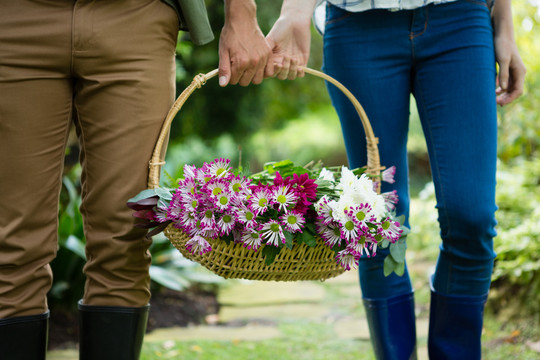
[0, 0, 178, 318]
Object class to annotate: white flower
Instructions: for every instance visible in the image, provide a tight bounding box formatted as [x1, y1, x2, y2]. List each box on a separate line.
[368, 193, 387, 221]
[331, 195, 356, 224]
[342, 173, 375, 199]
[318, 167, 335, 181]
[337, 166, 358, 192]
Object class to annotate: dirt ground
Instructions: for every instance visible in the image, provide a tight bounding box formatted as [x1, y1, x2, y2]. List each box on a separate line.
[48, 287, 219, 350]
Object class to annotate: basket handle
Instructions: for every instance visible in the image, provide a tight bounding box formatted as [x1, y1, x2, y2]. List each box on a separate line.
[147, 67, 383, 190]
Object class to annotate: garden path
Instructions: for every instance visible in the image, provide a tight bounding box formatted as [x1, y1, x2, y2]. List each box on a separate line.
[47, 266, 432, 359]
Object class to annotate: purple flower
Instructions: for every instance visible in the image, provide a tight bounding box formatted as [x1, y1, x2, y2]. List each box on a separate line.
[241, 229, 263, 251]
[216, 212, 236, 236]
[379, 219, 402, 242]
[336, 249, 358, 271]
[280, 212, 305, 233]
[382, 166, 396, 184]
[260, 220, 286, 247]
[249, 189, 271, 216]
[272, 185, 298, 213]
[382, 190, 399, 212]
[317, 220, 342, 248]
[185, 234, 212, 255]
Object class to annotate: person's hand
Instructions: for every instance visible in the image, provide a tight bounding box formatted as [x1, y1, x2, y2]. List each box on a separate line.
[494, 35, 526, 106]
[218, 0, 272, 87]
[266, 17, 311, 80]
[492, 0, 526, 106]
[266, 0, 317, 80]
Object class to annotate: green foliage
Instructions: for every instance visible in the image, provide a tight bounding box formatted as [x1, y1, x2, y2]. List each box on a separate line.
[383, 237, 407, 277]
[48, 166, 86, 310]
[488, 159, 540, 319]
[486, 0, 540, 320]
[497, 1, 540, 162]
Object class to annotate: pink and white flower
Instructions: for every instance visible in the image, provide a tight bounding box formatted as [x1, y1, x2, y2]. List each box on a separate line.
[280, 212, 305, 233]
[241, 229, 263, 251]
[260, 220, 286, 247]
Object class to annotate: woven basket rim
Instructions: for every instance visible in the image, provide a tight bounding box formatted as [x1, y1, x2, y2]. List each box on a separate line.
[145, 67, 383, 281]
[147, 67, 382, 190]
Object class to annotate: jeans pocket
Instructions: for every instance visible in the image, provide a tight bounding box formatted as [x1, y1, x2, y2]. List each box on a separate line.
[325, 3, 353, 27]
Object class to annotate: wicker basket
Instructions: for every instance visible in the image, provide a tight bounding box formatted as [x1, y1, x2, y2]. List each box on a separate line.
[147, 67, 383, 281]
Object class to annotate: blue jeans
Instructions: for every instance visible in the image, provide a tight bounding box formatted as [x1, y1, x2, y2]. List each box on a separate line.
[323, 0, 497, 298]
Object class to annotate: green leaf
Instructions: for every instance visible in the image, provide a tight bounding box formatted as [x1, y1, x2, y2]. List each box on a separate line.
[389, 239, 407, 263]
[262, 245, 281, 266]
[394, 261, 405, 276]
[396, 214, 406, 226]
[65, 235, 86, 260]
[149, 266, 189, 291]
[302, 232, 318, 247]
[155, 187, 173, 201]
[351, 167, 367, 176]
[331, 243, 342, 256]
[263, 164, 276, 174]
[288, 166, 309, 176]
[284, 232, 294, 250]
[272, 159, 294, 169]
[314, 179, 334, 188]
[383, 255, 398, 277]
[58, 213, 75, 244]
[304, 221, 317, 235]
[295, 233, 305, 245]
[379, 239, 391, 249]
[62, 176, 79, 208]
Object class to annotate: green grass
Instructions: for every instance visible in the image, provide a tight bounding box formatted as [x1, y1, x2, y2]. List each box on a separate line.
[141, 318, 539, 360]
[482, 316, 540, 360]
[142, 320, 374, 360]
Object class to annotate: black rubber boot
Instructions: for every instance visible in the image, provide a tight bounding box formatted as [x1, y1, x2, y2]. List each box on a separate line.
[78, 300, 150, 360]
[0, 311, 49, 360]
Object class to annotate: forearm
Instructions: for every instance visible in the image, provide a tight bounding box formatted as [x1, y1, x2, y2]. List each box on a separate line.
[219, 0, 272, 86]
[491, 0, 515, 41]
[278, 0, 318, 26]
[491, 0, 526, 105]
[265, 0, 318, 79]
[223, 0, 258, 27]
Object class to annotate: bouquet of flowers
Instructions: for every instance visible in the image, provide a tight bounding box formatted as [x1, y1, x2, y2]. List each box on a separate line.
[128, 158, 407, 274]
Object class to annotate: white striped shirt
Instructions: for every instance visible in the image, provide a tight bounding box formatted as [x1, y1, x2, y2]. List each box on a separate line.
[322, 0, 459, 12]
[312, 0, 481, 34]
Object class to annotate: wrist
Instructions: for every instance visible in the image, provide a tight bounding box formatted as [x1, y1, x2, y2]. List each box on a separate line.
[224, 0, 257, 26]
[280, 0, 317, 23]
